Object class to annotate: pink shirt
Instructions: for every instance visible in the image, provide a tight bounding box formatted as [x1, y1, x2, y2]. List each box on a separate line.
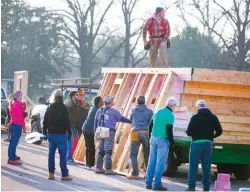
[10, 100, 25, 127]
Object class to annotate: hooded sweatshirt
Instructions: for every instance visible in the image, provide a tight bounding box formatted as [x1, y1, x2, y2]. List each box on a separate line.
[10, 100, 25, 127]
[130, 104, 153, 131]
[186, 108, 223, 142]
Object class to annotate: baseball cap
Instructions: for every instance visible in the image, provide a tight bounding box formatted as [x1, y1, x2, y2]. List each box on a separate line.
[13, 91, 22, 99]
[104, 96, 114, 105]
[54, 90, 63, 97]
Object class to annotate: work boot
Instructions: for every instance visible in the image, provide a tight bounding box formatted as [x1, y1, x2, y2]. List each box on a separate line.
[7, 160, 22, 165]
[61, 175, 73, 181]
[48, 173, 55, 180]
[185, 188, 195, 191]
[126, 174, 141, 180]
[95, 168, 105, 174]
[152, 186, 168, 191]
[105, 169, 117, 175]
[146, 185, 152, 189]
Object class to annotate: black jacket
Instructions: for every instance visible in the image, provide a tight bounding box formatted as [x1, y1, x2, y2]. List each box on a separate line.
[43, 102, 71, 135]
[186, 108, 222, 141]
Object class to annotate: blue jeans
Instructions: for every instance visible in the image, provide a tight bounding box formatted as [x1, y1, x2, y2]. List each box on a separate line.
[67, 127, 77, 160]
[145, 136, 170, 188]
[96, 131, 115, 169]
[48, 134, 69, 177]
[188, 142, 212, 191]
[8, 124, 22, 161]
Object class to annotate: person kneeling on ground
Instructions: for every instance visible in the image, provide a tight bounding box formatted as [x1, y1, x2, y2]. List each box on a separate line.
[82, 96, 104, 170]
[43, 90, 73, 181]
[94, 96, 132, 175]
[185, 100, 222, 191]
[145, 97, 177, 191]
[127, 96, 153, 180]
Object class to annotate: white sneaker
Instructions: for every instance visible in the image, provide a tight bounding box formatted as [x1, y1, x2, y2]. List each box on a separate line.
[85, 165, 95, 171]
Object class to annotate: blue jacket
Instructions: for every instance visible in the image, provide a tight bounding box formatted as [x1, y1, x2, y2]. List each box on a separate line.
[82, 105, 99, 135]
[130, 104, 153, 131]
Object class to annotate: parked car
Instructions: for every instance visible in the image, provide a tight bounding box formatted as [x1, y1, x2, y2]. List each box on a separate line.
[1, 87, 8, 125]
[47, 87, 99, 106]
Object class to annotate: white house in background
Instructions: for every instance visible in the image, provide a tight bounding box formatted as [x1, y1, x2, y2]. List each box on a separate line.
[1, 78, 14, 95]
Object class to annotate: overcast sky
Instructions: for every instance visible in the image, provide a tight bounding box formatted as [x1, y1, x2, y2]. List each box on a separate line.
[25, 0, 234, 48]
[25, 0, 196, 37]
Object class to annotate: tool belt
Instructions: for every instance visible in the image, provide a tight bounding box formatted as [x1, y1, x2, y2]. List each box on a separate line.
[95, 126, 110, 139]
[130, 130, 148, 142]
[151, 35, 165, 38]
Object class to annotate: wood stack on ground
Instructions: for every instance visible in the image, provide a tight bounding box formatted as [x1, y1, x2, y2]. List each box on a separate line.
[73, 68, 250, 176]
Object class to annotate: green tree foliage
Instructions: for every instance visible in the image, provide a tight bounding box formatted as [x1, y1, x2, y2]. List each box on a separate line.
[1, 0, 70, 96]
[168, 27, 230, 69]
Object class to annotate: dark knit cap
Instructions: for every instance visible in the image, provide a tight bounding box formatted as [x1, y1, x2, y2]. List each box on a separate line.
[155, 7, 164, 15]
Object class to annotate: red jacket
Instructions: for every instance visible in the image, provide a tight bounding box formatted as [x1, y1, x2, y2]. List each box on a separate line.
[10, 100, 25, 127]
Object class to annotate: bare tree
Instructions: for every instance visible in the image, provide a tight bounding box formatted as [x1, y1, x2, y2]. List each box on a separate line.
[120, 0, 147, 68]
[177, 0, 250, 70]
[56, 0, 124, 78]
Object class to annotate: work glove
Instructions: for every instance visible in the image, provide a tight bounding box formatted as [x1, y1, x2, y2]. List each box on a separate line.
[144, 42, 150, 50]
[167, 39, 170, 48]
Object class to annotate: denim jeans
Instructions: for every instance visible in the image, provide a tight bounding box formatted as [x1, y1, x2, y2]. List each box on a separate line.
[8, 124, 22, 161]
[96, 131, 115, 169]
[130, 132, 149, 176]
[48, 134, 69, 177]
[145, 136, 170, 188]
[188, 142, 212, 191]
[67, 127, 78, 160]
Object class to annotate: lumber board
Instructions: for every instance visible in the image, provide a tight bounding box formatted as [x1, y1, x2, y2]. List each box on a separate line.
[192, 75, 250, 85]
[181, 102, 250, 116]
[114, 78, 124, 85]
[181, 99, 250, 109]
[114, 74, 136, 110]
[98, 73, 110, 96]
[114, 74, 160, 169]
[116, 139, 131, 172]
[221, 123, 250, 132]
[185, 81, 250, 92]
[114, 74, 144, 144]
[181, 94, 250, 104]
[184, 87, 250, 98]
[215, 135, 250, 145]
[193, 68, 250, 77]
[223, 130, 250, 136]
[174, 111, 193, 120]
[100, 73, 117, 98]
[154, 72, 176, 110]
[218, 115, 250, 124]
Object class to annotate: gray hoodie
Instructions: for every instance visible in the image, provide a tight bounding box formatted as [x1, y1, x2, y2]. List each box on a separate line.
[130, 104, 154, 131]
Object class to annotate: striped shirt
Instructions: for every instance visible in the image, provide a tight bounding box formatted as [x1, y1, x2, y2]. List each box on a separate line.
[143, 16, 170, 45]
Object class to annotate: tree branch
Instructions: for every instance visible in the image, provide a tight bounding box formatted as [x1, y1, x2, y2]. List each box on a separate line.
[59, 33, 80, 54]
[213, 0, 237, 25]
[93, 0, 114, 42]
[92, 29, 118, 58]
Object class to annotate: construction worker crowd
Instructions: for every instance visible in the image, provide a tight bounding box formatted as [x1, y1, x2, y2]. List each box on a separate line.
[6, 7, 223, 191]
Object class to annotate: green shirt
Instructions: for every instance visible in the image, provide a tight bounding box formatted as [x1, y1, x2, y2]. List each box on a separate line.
[152, 107, 174, 139]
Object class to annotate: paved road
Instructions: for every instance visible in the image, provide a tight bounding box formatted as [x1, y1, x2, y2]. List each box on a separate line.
[1, 132, 249, 191]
